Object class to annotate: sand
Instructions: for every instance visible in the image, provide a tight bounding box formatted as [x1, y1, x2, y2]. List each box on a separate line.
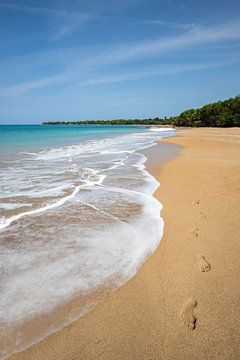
[9, 127, 240, 360]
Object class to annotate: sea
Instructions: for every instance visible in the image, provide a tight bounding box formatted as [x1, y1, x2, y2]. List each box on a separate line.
[0, 124, 175, 359]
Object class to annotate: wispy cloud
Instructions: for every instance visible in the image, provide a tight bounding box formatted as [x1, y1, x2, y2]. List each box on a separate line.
[98, 20, 240, 64]
[1, 19, 240, 96]
[0, 1, 196, 38]
[100, 15, 196, 30]
[1, 2, 239, 43]
[1, 58, 237, 97]
[0, 2, 78, 18]
[79, 59, 239, 87]
[0, 2, 93, 38]
[142, 19, 196, 30]
[0, 75, 65, 97]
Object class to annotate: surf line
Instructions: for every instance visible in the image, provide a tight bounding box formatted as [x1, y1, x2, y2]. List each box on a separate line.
[0, 173, 105, 231]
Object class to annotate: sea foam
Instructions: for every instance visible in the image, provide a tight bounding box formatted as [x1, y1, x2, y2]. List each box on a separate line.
[0, 128, 175, 359]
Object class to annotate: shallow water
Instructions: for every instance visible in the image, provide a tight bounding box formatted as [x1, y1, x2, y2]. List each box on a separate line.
[0, 125, 175, 359]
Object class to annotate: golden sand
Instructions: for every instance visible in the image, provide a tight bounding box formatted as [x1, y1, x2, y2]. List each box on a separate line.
[9, 128, 240, 360]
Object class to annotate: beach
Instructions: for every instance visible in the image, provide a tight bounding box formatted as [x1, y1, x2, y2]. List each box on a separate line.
[8, 127, 240, 360]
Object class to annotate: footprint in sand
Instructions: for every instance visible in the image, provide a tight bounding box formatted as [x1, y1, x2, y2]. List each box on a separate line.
[190, 227, 199, 238]
[197, 254, 211, 272]
[180, 297, 197, 330]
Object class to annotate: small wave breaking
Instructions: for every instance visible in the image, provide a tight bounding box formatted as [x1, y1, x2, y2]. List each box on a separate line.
[0, 127, 175, 359]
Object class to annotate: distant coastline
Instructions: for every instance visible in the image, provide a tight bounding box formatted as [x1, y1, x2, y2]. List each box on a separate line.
[43, 96, 240, 128]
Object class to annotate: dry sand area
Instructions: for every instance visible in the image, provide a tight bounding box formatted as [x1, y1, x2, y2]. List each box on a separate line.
[10, 127, 240, 360]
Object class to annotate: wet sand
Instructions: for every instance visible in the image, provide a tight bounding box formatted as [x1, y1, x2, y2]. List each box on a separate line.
[9, 127, 240, 360]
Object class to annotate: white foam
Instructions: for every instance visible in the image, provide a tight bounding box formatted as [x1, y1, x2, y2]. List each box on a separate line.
[0, 203, 32, 210]
[0, 170, 105, 230]
[148, 127, 176, 132]
[0, 128, 174, 359]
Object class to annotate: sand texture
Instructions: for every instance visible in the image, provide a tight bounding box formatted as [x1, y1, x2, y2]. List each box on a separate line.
[9, 127, 240, 360]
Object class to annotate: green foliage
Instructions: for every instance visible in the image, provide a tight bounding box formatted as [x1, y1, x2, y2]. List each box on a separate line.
[172, 96, 240, 127]
[42, 118, 170, 126]
[42, 96, 240, 128]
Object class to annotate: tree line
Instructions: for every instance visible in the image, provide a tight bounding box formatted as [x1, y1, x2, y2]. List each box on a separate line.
[43, 96, 240, 127]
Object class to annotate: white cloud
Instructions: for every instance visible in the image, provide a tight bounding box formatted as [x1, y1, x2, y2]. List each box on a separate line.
[0, 2, 198, 38]
[99, 20, 240, 64]
[0, 75, 65, 97]
[100, 14, 196, 30]
[1, 1, 240, 44]
[0, 2, 77, 18]
[0, 2, 93, 38]
[79, 59, 239, 87]
[2, 58, 236, 97]
[1, 19, 240, 96]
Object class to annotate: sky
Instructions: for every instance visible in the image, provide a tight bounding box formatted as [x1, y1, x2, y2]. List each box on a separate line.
[0, 0, 240, 124]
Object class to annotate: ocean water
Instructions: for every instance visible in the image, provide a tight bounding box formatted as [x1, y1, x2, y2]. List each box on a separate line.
[0, 124, 175, 359]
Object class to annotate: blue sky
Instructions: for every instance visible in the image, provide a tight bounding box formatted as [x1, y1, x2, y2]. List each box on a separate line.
[0, 0, 240, 124]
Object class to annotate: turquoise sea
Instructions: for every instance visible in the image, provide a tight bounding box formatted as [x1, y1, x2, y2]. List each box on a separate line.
[0, 124, 145, 153]
[0, 124, 175, 359]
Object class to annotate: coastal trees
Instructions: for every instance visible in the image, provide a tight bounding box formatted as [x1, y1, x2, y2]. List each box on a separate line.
[172, 96, 240, 127]
[42, 96, 240, 128]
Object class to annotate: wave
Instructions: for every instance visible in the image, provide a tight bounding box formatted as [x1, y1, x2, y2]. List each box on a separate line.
[0, 128, 175, 359]
[148, 127, 176, 132]
[0, 169, 105, 230]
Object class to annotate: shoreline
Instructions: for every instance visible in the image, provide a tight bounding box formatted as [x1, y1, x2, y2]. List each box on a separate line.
[2, 130, 176, 360]
[8, 127, 240, 360]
